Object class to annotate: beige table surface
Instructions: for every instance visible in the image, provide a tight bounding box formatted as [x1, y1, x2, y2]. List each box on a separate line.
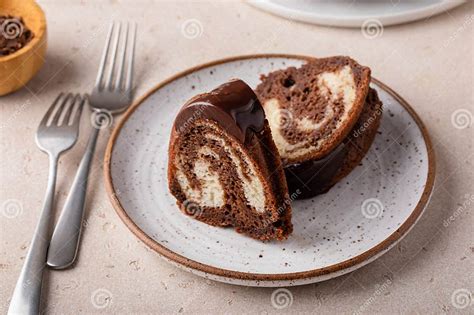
[1, 1, 473, 314]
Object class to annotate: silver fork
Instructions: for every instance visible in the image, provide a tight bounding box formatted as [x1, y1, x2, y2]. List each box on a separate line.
[46, 21, 137, 269]
[8, 93, 85, 315]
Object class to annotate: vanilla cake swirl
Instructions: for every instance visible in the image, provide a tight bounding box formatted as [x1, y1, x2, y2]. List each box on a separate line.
[168, 79, 292, 241]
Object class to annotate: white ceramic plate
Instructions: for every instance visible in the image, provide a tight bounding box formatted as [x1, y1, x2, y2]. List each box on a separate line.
[104, 54, 435, 287]
[248, 0, 465, 27]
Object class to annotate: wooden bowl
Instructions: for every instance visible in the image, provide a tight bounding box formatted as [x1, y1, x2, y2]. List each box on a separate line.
[0, 0, 46, 96]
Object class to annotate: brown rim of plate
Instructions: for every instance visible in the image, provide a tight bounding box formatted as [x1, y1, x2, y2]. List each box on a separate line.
[103, 54, 436, 282]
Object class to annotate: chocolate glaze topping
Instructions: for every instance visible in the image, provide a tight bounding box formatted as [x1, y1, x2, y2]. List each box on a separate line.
[174, 79, 265, 143]
[285, 143, 348, 199]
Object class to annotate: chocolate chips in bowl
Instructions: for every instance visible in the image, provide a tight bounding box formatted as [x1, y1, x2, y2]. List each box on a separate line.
[0, 15, 34, 56]
[0, 0, 46, 95]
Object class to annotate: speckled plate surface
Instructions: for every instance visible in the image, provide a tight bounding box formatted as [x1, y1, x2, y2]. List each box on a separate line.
[104, 54, 435, 287]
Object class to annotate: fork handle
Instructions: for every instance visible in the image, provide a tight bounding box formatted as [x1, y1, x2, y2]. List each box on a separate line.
[46, 126, 100, 269]
[8, 155, 58, 315]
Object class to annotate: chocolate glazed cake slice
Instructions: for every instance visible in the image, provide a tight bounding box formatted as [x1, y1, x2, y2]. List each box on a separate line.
[256, 56, 382, 199]
[168, 79, 292, 241]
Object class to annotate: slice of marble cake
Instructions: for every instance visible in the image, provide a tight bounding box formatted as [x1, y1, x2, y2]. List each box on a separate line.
[256, 57, 382, 198]
[168, 79, 292, 241]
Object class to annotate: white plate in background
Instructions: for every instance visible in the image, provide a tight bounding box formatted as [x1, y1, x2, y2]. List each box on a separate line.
[248, 0, 466, 27]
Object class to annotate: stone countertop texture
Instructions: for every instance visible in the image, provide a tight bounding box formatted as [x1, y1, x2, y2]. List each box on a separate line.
[0, 1, 473, 314]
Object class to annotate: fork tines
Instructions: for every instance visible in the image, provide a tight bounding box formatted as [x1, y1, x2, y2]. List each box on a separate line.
[40, 93, 85, 127]
[95, 21, 137, 92]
